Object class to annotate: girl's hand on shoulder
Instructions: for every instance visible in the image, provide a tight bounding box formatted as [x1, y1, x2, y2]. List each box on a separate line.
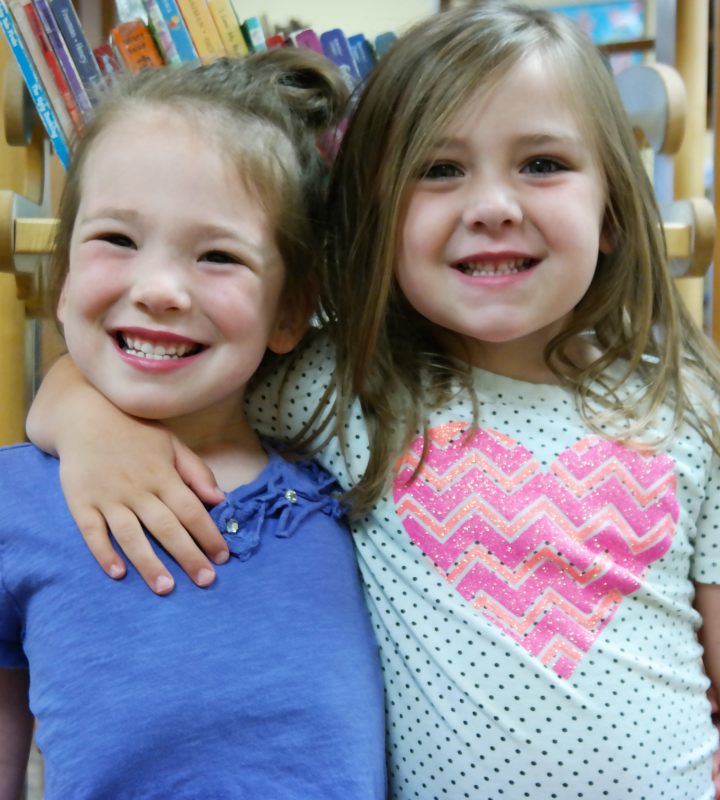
[26, 355, 228, 594]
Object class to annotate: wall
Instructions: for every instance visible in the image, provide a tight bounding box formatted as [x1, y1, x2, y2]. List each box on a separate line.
[249, 0, 438, 41]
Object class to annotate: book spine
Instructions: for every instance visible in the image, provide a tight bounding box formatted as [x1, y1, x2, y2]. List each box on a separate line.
[290, 28, 322, 54]
[0, 0, 69, 167]
[144, 0, 181, 65]
[264, 33, 284, 49]
[319, 29, 360, 90]
[240, 15, 265, 53]
[110, 19, 164, 73]
[16, 0, 82, 136]
[348, 33, 374, 79]
[373, 31, 397, 59]
[154, 0, 196, 62]
[176, 0, 224, 61]
[93, 43, 123, 86]
[49, 0, 105, 103]
[207, 0, 246, 58]
[33, 0, 93, 123]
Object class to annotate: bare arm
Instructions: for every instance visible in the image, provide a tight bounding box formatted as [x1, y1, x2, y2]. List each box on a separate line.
[26, 355, 228, 593]
[0, 668, 32, 800]
[695, 582, 720, 799]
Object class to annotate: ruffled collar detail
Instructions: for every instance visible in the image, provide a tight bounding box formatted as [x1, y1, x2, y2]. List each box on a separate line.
[209, 449, 345, 561]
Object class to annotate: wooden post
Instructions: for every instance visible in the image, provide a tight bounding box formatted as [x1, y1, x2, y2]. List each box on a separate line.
[674, 0, 710, 325]
[0, 272, 25, 445]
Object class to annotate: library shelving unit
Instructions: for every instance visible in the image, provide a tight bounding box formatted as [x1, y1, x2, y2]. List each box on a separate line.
[0, 0, 717, 449]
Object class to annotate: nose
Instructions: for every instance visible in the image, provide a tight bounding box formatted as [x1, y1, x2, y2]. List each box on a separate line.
[129, 258, 192, 316]
[461, 172, 523, 231]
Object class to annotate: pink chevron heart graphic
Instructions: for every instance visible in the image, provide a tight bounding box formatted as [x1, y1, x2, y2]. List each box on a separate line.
[393, 423, 679, 679]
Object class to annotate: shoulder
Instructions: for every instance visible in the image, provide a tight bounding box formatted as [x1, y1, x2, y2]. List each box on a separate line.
[0, 443, 58, 483]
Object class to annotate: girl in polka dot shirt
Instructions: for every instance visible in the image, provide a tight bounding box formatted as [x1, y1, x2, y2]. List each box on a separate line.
[27, 2, 720, 797]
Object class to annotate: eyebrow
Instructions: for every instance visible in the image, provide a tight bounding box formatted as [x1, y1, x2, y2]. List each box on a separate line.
[430, 132, 586, 150]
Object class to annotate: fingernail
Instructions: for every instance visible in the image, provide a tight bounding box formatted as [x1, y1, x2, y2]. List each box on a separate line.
[155, 575, 174, 594]
[197, 568, 215, 587]
[213, 550, 229, 565]
[109, 563, 124, 579]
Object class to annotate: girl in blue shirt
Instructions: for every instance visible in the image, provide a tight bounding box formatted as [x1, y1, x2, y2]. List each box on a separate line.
[0, 52, 385, 800]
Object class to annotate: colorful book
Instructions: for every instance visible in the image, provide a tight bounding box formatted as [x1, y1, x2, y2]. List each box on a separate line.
[176, 0, 224, 61]
[144, 0, 182, 65]
[265, 33, 284, 49]
[289, 28, 321, 54]
[240, 15, 265, 53]
[9, 0, 78, 138]
[49, 0, 105, 103]
[348, 33, 374, 79]
[208, 0, 247, 58]
[0, 0, 69, 166]
[94, 43, 123, 86]
[33, 0, 94, 124]
[154, 0, 197, 62]
[110, 19, 163, 73]
[320, 29, 360, 89]
[373, 31, 397, 58]
[114, 0, 147, 24]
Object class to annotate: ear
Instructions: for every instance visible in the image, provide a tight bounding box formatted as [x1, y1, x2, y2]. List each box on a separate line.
[56, 279, 68, 324]
[266, 294, 314, 355]
[599, 215, 613, 255]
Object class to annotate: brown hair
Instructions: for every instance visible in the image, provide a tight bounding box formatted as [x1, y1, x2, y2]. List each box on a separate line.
[51, 50, 348, 383]
[310, 0, 720, 515]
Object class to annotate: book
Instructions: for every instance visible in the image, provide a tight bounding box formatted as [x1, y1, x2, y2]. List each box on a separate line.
[94, 43, 123, 86]
[265, 33, 284, 49]
[9, 0, 79, 138]
[143, 0, 182, 65]
[115, 0, 147, 24]
[154, 0, 197, 62]
[208, 0, 247, 58]
[176, 0, 224, 61]
[373, 31, 397, 58]
[110, 19, 164, 73]
[289, 28, 321, 54]
[348, 33, 374, 79]
[240, 15, 265, 53]
[0, 0, 69, 167]
[320, 29, 359, 89]
[33, 0, 94, 124]
[49, 0, 105, 103]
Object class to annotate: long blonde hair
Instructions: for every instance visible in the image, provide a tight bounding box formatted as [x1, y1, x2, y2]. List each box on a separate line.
[308, 0, 720, 516]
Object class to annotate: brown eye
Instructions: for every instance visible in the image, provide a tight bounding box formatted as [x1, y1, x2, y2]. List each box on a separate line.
[99, 234, 136, 249]
[201, 251, 239, 265]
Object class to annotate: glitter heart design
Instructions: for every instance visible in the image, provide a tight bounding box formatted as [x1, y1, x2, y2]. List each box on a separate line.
[393, 423, 679, 678]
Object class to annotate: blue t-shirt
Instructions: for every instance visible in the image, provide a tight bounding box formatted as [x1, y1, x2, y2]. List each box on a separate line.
[0, 444, 385, 799]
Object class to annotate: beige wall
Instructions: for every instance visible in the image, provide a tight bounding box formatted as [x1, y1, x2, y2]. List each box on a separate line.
[246, 0, 437, 41]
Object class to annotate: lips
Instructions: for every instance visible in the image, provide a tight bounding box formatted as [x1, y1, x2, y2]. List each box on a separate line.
[452, 257, 538, 276]
[115, 331, 205, 361]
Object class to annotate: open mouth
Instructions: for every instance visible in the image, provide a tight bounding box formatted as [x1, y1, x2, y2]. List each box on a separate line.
[116, 332, 204, 361]
[453, 258, 537, 277]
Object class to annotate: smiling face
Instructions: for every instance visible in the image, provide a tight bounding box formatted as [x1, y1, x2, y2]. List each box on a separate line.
[396, 55, 611, 376]
[58, 109, 302, 437]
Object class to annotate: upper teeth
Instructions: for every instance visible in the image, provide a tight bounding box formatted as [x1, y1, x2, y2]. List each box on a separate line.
[457, 258, 531, 276]
[123, 336, 195, 360]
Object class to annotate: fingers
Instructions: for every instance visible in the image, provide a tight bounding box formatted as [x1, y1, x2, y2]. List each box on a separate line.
[68, 504, 127, 581]
[173, 438, 226, 506]
[159, 482, 229, 566]
[111, 496, 222, 593]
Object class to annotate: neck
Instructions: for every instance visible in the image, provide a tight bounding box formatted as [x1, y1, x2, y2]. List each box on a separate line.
[443, 328, 601, 385]
[162, 394, 268, 493]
